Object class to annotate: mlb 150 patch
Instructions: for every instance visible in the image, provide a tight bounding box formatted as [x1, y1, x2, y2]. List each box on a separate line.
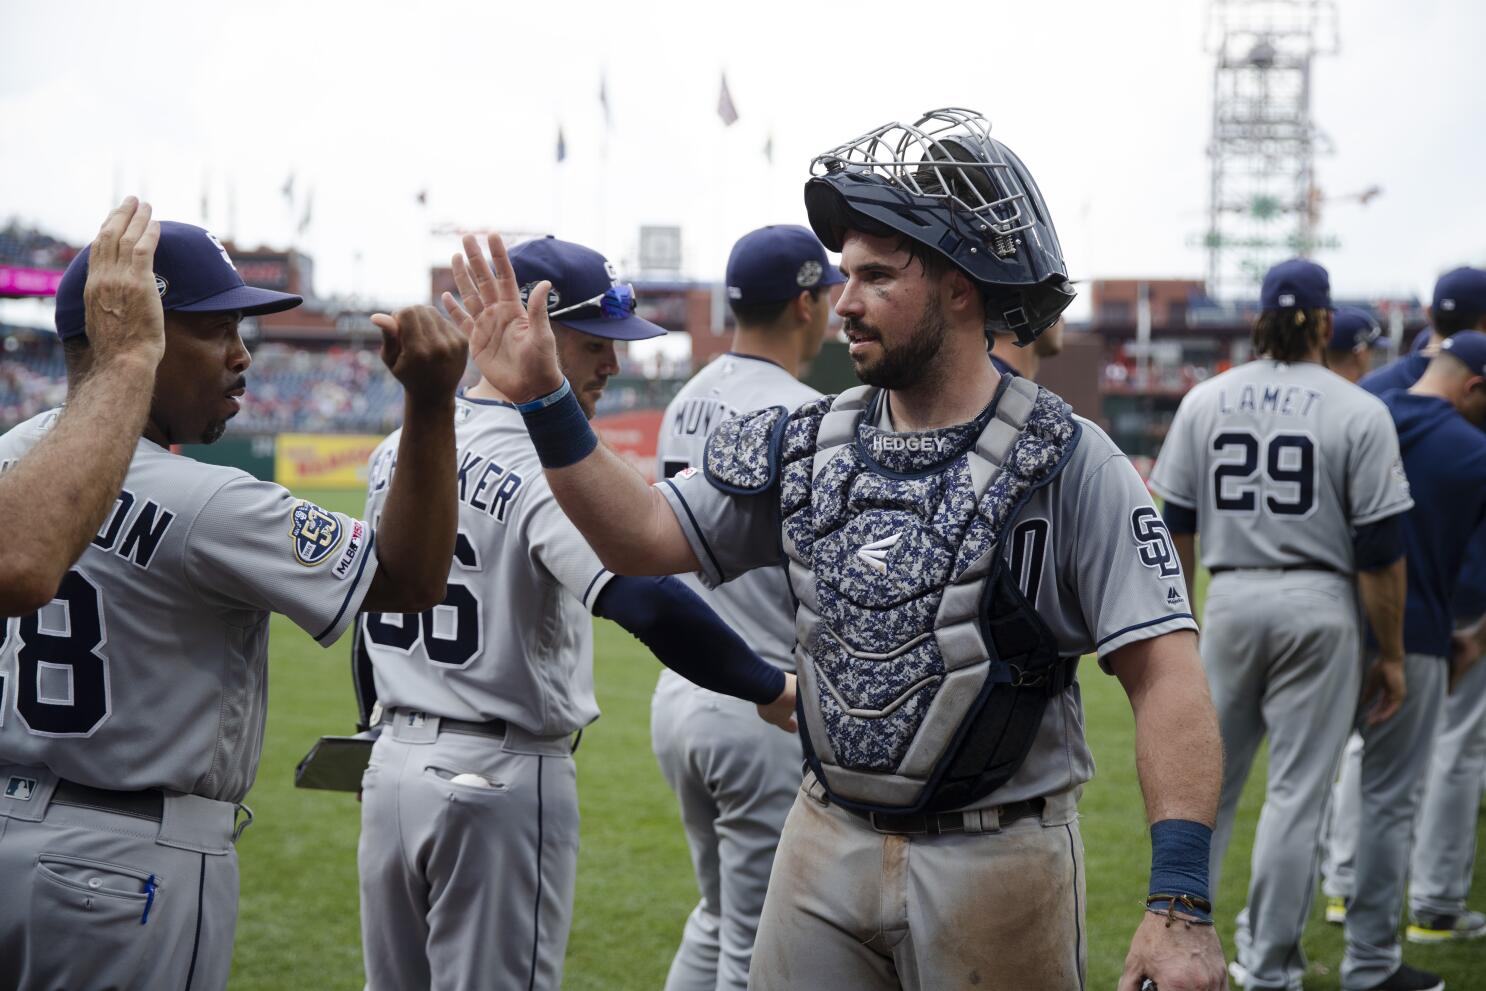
[291, 500, 347, 566]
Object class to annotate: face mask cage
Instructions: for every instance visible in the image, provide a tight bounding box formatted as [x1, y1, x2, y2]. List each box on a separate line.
[809, 108, 1034, 258]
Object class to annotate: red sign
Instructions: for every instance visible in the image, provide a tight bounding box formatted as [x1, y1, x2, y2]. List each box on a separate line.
[593, 409, 664, 483]
[0, 264, 64, 297]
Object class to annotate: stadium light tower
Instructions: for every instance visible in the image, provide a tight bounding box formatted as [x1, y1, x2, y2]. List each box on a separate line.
[1203, 0, 1339, 301]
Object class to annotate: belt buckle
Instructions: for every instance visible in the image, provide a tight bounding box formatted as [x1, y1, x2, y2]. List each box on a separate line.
[867, 812, 926, 835]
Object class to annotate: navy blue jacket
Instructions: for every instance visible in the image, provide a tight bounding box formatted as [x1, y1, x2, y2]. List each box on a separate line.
[1363, 354, 1486, 621]
[1380, 390, 1486, 657]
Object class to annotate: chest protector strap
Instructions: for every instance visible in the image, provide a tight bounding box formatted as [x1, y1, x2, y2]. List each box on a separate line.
[784, 376, 1081, 815]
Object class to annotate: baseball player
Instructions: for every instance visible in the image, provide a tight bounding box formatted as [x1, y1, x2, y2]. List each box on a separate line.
[0, 220, 468, 991]
[1323, 332, 1486, 991]
[356, 235, 797, 991]
[1324, 306, 1384, 384]
[0, 198, 167, 617]
[456, 108, 1227, 991]
[1323, 269, 1486, 952]
[1149, 258, 1413, 991]
[990, 314, 1065, 379]
[650, 224, 841, 991]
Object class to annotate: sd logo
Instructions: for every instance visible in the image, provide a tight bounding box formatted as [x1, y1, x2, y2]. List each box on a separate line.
[291, 501, 346, 566]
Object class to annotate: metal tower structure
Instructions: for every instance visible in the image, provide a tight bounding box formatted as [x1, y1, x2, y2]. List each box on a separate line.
[1204, 0, 1339, 301]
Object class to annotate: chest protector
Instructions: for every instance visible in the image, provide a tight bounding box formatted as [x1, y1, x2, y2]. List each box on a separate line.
[704, 374, 1082, 815]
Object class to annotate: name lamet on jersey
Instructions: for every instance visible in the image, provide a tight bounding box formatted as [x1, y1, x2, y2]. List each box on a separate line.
[1217, 383, 1323, 418]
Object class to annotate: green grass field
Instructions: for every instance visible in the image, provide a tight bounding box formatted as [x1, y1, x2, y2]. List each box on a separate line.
[227, 488, 1486, 989]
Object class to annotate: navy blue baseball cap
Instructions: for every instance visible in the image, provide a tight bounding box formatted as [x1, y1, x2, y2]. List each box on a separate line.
[509, 236, 664, 341]
[726, 225, 845, 306]
[1330, 306, 1381, 351]
[1439, 330, 1486, 377]
[54, 221, 302, 340]
[1432, 267, 1486, 324]
[1260, 258, 1333, 311]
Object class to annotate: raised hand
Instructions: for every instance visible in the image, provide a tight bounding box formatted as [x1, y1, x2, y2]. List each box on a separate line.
[758, 672, 799, 733]
[84, 197, 165, 368]
[441, 233, 562, 404]
[369, 305, 468, 406]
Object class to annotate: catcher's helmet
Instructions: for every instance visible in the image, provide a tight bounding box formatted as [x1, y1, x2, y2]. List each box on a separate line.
[804, 107, 1074, 345]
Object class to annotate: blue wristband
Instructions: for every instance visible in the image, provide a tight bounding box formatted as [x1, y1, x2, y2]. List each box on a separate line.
[1147, 819, 1213, 923]
[519, 378, 598, 468]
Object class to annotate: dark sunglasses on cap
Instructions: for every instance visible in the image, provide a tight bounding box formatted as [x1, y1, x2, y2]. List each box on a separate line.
[549, 284, 637, 321]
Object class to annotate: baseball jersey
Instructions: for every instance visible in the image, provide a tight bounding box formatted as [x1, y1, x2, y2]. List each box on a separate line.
[359, 395, 614, 737]
[660, 403, 1197, 805]
[656, 353, 820, 671]
[1150, 359, 1413, 573]
[0, 408, 377, 803]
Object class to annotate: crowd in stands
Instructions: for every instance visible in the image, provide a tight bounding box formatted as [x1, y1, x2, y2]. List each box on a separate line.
[0, 221, 79, 270]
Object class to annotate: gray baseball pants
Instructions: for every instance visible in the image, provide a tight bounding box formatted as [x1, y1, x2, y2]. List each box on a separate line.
[748, 773, 1085, 991]
[1325, 654, 1447, 989]
[358, 713, 580, 991]
[650, 670, 802, 991]
[1410, 643, 1486, 918]
[1201, 570, 1361, 990]
[0, 763, 240, 991]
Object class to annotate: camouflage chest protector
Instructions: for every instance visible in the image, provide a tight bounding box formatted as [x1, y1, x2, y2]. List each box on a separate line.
[705, 374, 1082, 815]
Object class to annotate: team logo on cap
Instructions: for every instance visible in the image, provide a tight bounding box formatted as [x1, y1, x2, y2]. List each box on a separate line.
[155, 275, 169, 298]
[604, 261, 619, 281]
[519, 282, 560, 311]
[204, 231, 238, 272]
[290, 500, 347, 567]
[797, 261, 823, 288]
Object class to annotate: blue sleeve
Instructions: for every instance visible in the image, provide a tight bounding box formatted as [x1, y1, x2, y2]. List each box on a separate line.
[592, 575, 786, 705]
[1353, 514, 1405, 571]
[1162, 500, 1198, 536]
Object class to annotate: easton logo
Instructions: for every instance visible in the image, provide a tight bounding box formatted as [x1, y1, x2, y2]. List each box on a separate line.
[290, 501, 346, 566]
[857, 532, 902, 574]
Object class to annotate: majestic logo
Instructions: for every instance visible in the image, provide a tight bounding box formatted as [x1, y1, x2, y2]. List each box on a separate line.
[155, 275, 169, 297]
[1166, 585, 1184, 605]
[1277, 292, 1296, 307]
[796, 260, 823, 287]
[519, 281, 560, 312]
[4, 776, 37, 801]
[857, 532, 902, 574]
[1130, 506, 1181, 579]
[290, 500, 347, 566]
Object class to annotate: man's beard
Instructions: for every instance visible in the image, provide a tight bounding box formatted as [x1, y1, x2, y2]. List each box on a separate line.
[849, 296, 949, 391]
[201, 419, 227, 444]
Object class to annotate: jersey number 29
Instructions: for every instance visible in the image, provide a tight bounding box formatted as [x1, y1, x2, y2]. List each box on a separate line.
[1211, 430, 1316, 517]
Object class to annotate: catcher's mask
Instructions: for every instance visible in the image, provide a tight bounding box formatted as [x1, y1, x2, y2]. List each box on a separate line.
[804, 107, 1074, 345]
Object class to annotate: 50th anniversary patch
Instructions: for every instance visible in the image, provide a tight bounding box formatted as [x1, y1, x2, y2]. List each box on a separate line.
[290, 500, 347, 566]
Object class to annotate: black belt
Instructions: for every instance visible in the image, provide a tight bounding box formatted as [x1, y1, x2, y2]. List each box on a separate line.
[53, 780, 164, 822]
[860, 797, 1045, 836]
[439, 717, 509, 739]
[1208, 563, 1339, 575]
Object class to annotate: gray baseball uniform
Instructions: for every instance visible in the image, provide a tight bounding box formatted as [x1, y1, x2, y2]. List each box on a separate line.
[1149, 358, 1412, 990]
[0, 407, 377, 991]
[651, 353, 816, 991]
[356, 395, 614, 991]
[661, 390, 1196, 989]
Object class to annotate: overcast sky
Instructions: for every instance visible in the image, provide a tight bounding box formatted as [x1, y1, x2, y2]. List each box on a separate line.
[2, 0, 1482, 317]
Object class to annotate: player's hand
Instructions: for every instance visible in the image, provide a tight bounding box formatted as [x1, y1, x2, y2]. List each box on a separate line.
[443, 233, 563, 404]
[1118, 911, 1227, 991]
[1360, 654, 1406, 725]
[758, 673, 798, 733]
[370, 305, 468, 406]
[83, 196, 166, 369]
[1449, 632, 1482, 694]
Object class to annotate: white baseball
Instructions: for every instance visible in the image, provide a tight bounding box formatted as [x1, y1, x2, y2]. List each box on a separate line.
[449, 773, 492, 789]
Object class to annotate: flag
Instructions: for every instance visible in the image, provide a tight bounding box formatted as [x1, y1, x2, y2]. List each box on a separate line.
[281, 173, 295, 204]
[415, 188, 428, 207]
[298, 188, 313, 236]
[599, 72, 611, 128]
[556, 126, 567, 163]
[717, 73, 739, 126]
[763, 132, 773, 164]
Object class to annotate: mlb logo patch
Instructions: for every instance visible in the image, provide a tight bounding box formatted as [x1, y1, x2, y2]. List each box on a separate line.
[332, 520, 367, 581]
[291, 501, 347, 567]
[4, 776, 37, 801]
